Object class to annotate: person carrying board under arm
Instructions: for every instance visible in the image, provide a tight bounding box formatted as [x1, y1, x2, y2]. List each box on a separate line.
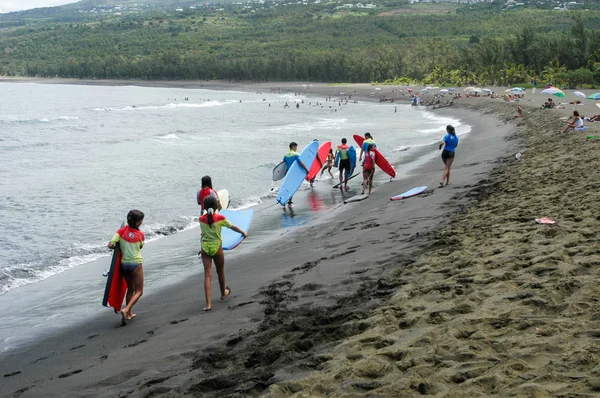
[107, 210, 145, 326]
[336, 138, 351, 191]
[197, 175, 221, 214]
[358, 132, 376, 164]
[283, 142, 309, 208]
[200, 196, 247, 311]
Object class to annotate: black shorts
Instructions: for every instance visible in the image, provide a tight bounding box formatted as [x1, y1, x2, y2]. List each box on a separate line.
[339, 159, 351, 172]
[441, 150, 455, 161]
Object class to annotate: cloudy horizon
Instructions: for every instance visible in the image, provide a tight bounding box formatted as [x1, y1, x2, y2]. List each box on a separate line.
[0, 0, 80, 13]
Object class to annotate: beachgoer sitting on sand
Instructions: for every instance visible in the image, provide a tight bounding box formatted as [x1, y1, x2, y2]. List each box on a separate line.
[512, 106, 524, 119]
[561, 110, 584, 133]
[584, 114, 600, 122]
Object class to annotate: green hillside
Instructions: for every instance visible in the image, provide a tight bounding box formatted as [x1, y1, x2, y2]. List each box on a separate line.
[0, 2, 599, 85]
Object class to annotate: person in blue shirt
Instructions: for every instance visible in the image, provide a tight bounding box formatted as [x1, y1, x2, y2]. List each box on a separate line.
[438, 125, 459, 188]
[283, 142, 309, 208]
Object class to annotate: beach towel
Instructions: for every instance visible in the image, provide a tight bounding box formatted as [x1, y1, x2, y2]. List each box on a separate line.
[575, 126, 589, 131]
[535, 217, 556, 225]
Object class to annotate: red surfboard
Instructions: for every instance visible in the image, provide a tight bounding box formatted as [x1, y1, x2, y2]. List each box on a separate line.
[353, 134, 396, 178]
[102, 241, 127, 313]
[306, 141, 332, 181]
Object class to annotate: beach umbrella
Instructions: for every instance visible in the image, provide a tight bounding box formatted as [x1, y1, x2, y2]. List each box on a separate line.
[449, 88, 456, 91]
[439, 89, 449, 93]
[481, 88, 492, 93]
[541, 87, 565, 98]
[513, 87, 525, 91]
[587, 93, 600, 100]
[464, 87, 477, 92]
[375, 88, 381, 91]
[408, 88, 413, 92]
[573, 91, 586, 98]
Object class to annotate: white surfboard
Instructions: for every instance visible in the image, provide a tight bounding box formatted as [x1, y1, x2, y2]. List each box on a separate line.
[390, 186, 427, 201]
[217, 189, 230, 210]
[273, 161, 288, 182]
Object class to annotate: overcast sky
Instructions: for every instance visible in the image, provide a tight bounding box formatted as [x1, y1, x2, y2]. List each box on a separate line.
[0, 0, 80, 13]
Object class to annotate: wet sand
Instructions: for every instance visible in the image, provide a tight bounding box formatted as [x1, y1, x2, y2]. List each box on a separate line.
[2, 79, 600, 397]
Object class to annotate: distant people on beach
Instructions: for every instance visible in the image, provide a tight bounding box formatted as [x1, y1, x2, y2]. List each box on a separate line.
[439, 125, 459, 188]
[336, 138, 352, 191]
[107, 210, 145, 326]
[197, 176, 221, 214]
[561, 110, 584, 133]
[283, 142, 309, 208]
[199, 196, 247, 311]
[541, 98, 556, 109]
[362, 144, 376, 194]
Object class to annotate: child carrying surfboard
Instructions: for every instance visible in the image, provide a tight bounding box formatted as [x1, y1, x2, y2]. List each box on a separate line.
[197, 175, 221, 214]
[362, 144, 376, 194]
[200, 196, 248, 311]
[107, 210, 145, 326]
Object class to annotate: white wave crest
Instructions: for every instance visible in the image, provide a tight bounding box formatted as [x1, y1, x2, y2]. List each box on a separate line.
[92, 102, 227, 112]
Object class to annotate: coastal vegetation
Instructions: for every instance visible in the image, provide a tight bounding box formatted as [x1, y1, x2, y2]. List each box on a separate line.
[0, 1, 599, 86]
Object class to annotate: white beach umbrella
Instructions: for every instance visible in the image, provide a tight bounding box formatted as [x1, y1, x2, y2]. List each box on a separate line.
[481, 88, 492, 93]
[510, 88, 524, 93]
[449, 88, 456, 91]
[573, 91, 586, 98]
[439, 89, 449, 93]
[375, 88, 381, 91]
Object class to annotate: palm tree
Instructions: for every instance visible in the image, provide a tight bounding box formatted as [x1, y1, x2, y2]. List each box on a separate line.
[541, 61, 567, 86]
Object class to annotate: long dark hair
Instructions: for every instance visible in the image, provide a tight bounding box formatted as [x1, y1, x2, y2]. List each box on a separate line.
[127, 210, 145, 230]
[203, 196, 218, 227]
[201, 175, 212, 189]
[365, 132, 373, 139]
[446, 125, 456, 136]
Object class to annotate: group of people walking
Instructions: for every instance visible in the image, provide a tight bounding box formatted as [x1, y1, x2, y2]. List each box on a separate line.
[106, 125, 458, 324]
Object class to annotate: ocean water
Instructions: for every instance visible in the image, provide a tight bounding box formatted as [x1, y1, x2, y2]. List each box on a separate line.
[0, 82, 468, 299]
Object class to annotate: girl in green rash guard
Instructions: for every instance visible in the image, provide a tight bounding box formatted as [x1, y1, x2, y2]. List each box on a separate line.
[199, 196, 247, 311]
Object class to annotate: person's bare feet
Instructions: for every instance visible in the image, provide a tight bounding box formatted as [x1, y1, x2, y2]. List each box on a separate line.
[221, 287, 231, 300]
[120, 311, 127, 326]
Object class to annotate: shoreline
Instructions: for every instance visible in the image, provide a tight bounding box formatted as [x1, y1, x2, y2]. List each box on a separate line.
[0, 91, 517, 397]
[2, 80, 599, 396]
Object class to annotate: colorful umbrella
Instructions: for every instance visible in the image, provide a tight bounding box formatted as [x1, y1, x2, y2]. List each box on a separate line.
[541, 87, 565, 98]
[573, 91, 586, 98]
[510, 88, 524, 93]
[587, 93, 600, 100]
[464, 87, 477, 92]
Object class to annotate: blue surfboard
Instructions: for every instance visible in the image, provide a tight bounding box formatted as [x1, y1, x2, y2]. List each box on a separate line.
[276, 141, 319, 206]
[390, 186, 427, 201]
[220, 209, 254, 250]
[348, 146, 357, 176]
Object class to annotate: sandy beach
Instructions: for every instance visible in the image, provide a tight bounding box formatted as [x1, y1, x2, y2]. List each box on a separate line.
[2, 78, 600, 397]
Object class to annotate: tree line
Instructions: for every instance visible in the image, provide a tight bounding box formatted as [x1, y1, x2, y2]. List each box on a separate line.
[0, 7, 599, 86]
